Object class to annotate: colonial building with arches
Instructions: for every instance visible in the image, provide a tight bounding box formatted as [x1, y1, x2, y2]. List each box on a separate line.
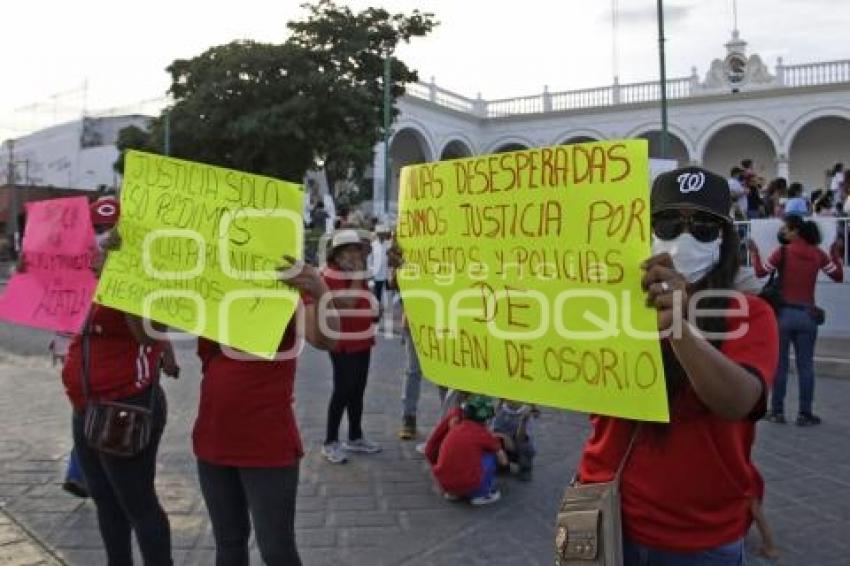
[374, 32, 850, 216]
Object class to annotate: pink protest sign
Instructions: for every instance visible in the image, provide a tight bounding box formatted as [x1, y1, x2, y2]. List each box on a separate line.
[0, 197, 97, 333]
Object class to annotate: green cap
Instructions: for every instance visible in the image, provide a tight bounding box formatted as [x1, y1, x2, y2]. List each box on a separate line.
[463, 395, 495, 422]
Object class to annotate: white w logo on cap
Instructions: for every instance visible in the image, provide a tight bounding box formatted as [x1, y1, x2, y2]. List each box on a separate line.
[677, 172, 706, 194]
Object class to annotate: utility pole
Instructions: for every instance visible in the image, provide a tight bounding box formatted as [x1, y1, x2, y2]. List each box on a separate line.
[164, 109, 171, 156]
[5, 139, 19, 259]
[382, 53, 392, 217]
[657, 0, 670, 159]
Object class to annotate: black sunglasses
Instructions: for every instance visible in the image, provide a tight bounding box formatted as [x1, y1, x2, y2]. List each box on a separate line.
[652, 212, 724, 243]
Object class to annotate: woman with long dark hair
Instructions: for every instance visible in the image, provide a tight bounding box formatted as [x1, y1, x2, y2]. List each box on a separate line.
[574, 167, 779, 565]
[747, 215, 844, 425]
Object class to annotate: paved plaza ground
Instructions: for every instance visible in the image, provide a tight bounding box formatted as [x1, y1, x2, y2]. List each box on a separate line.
[0, 321, 848, 565]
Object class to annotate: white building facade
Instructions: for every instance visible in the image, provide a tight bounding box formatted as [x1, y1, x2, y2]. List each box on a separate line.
[375, 33, 850, 214]
[1, 115, 149, 191]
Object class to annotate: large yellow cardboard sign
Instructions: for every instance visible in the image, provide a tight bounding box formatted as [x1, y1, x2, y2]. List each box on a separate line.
[96, 151, 304, 359]
[396, 139, 668, 421]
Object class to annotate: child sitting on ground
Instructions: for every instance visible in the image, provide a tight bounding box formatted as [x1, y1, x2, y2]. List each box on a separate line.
[425, 395, 507, 505]
[492, 399, 537, 481]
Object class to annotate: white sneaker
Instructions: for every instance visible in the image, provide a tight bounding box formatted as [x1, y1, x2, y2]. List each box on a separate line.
[470, 489, 501, 506]
[321, 442, 348, 464]
[342, 438, 382, 454]
[414, 442, 427, 454]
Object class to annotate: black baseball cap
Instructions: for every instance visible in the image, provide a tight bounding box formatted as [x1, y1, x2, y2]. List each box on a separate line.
[651, 166, 731, 222]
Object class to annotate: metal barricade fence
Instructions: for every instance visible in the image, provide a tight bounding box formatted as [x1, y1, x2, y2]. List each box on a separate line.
[734, 218, 849, 274]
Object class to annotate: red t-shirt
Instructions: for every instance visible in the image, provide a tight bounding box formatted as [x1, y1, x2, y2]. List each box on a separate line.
[62, 305, 161, 410]
[431, 417, 502, 496]
[321, 267, 375, 354]
[578, 295, 778, 552]
[424, 407, 464, 465]
[193, 323, 304, 468]
[752, 239, 843, 304]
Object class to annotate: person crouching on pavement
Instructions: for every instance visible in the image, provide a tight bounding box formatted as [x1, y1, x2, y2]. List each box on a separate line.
[492, 399, 538, 482]
[425, 395, 508, 505]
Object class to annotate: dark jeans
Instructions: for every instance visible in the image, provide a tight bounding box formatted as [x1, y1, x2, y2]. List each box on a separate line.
[197, 460, 301, 566]
[773, 306, 818, 414]
[623, 538, 744, 565]
[326, 350, 371, 444]
[72, 386, 171, 566]
[373, 280, 386, 306]
[466, 453, 498, 498]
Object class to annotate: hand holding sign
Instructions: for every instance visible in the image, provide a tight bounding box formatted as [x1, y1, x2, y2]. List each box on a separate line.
[278, 255, 325, 300]
[641, 253, 688, 333]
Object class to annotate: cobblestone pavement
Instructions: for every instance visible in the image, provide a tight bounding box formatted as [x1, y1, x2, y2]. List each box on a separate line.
[0, 324, 848, 565]
[0, 507, 62, 565]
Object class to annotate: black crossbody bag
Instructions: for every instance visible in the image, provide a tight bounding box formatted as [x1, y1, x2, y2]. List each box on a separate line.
[759, 246, 786, 313]
[81, 319, 158, 458]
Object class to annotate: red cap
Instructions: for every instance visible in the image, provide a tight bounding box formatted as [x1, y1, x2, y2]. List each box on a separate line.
[90, 196, 120, 228]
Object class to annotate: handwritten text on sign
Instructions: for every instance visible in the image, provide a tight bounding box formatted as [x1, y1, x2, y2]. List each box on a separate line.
[396, 139, 668, 422]
[0, 197, 97, 333]
[95, 151, 304, 359]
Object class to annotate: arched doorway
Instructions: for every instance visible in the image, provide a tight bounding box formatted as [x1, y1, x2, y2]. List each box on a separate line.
[440, 139, 473, 160]
[637, 131, 690, 165]
[389, 127, 433, 207]
[702, 124, 777, 180]
[789, 116, 850, 191]
[562, 135, 599, 145]
[493, 142, 529, 153]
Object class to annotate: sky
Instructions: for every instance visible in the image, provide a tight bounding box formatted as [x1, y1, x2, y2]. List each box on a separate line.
[2, 0, 848, 143]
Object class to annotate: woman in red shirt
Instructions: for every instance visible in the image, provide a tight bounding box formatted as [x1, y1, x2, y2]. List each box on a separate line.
[62, 200, 180, 566]
[193, 256, 338, 566]
[576, 167, 779, 564]
[319, 230, 380, 464]
[747, 215, 844, 425]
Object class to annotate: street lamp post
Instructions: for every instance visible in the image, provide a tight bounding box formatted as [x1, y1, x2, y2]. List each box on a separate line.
[657, 0, 670, 159]
[163, 109, 171, 157]
[5, 139, 19, 259]
[382, 53, 392, 217]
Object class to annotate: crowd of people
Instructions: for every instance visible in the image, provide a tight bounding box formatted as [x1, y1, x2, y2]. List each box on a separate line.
[8, 160, 847, 566]
[726, 158, 850, 219]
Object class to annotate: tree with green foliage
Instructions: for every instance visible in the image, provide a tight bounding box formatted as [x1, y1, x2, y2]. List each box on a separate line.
[116, 0, 436, 196]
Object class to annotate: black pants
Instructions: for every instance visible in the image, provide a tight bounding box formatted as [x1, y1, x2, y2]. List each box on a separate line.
[326, 350, 371, 444]
[197, 460, 301, 566]
[72, 386, 172, 566]
[373, 280, 386, 305]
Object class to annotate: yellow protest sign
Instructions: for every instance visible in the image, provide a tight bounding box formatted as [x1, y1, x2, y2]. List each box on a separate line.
[396, 139, 668, 422]
[95, 151, 304, 359]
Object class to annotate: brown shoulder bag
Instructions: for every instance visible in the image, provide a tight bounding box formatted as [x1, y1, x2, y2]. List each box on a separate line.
[80, 320, 158, 458]
[554, 426, 639, 566]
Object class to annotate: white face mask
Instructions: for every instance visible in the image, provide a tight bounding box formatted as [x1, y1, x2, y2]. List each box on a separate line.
[651, 232, 721, 283]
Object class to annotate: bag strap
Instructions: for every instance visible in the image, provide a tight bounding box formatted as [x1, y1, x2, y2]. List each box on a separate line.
[80, 312, 93, 402]
[613, 424, 641, 483]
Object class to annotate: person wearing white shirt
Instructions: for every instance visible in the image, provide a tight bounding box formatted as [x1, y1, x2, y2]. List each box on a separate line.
[368, 225, 391, 307]
[727, 166, 747, 219]
[829, 163, 844, 200]
[784, 182, 810, 217]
